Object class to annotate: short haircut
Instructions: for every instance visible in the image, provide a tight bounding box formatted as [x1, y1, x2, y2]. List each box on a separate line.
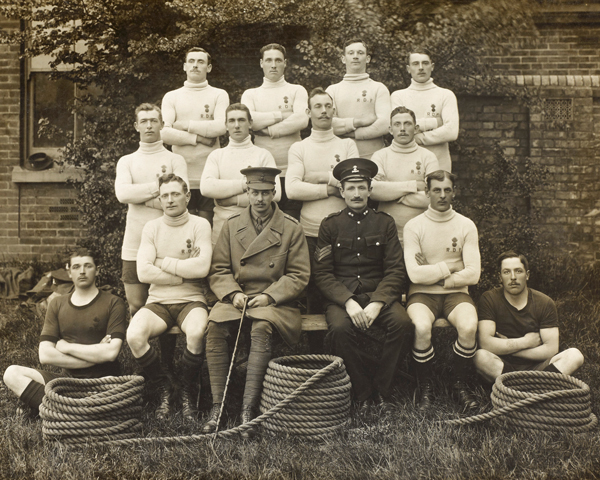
[390, 106, 416, 124]
[260, 43, 286, 59]
[308, 87, 333, 109]
[135, 103, 162, 123]
[67, 248, 97, 268]
[406, 48, 433, 65]
[497, 251, 529, 272]
[184, 47, 212, 65]
[341, 177, 372, 189]
[226, 103, 252, 122]
[344, 38, 368, 55]
[425, 170, 457, 189]
[158, 174, 189, 195]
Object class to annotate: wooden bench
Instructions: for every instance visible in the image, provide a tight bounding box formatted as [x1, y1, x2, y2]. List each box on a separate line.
[165, 314, 450, 335]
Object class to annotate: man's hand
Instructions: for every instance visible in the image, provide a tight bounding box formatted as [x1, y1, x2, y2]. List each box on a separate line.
[100, 335, 112, 344]
[416, 180, 427, 191]
[303, 172, 330, 184]
[232, 292, 248, 310]
[196, 135, 216, 147]
[172, 120, 190, 131]
[254, 128, 270, 136]
[353, 112, 377, 128]
[523, 332, 542, 348]
[248, 294, 272, 308]
[415, 252, 428, 266]
[55, 339, 71, 354]
[327, 185, 342, 198]
[216, 196, 237, 207]
[345, 298, 369, 331]
[363, 302, 384, 328]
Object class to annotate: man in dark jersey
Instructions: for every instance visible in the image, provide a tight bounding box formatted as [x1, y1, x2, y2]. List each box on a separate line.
[473, 251, 584, 382]
[2, 249, 127, 416]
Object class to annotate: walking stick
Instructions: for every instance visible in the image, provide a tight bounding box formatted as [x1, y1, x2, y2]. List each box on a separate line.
[215, 296, 248, 433]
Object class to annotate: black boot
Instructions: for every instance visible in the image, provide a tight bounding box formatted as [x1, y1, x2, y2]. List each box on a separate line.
[155, 376, 173, 420]
[181, 361, 201, 422]
[417, 379, 434, 412]
[202, 403, 222, 434]
[240, 405, 258, 439]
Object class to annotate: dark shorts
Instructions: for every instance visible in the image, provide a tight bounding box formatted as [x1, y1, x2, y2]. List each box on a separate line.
[407, 292, 475, 319]
[500, 356, 552, 374]
[122, 260, 144, 285]
[35, 360, 122, 381]
[143, 301, 208, 329]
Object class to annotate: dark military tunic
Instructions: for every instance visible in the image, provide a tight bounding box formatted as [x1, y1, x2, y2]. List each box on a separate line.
[314, 207, 406, 307]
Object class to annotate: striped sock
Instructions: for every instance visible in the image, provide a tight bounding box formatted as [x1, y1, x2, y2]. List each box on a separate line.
[413, 345, 435, 382]
[453, 340, 477, 359]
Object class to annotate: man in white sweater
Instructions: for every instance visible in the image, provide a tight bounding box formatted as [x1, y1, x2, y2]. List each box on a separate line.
[391, 49, 459, 172]
[241, 43, 308, 219]
[371, 106, 439, 245]
[201, 103, 281, 244]
[127, 174, 212, 421]
[161, 47, 229, 220]
[286, 87, 359, 314]
[326, 38, 391, 159]
[403, 170, 480, 412]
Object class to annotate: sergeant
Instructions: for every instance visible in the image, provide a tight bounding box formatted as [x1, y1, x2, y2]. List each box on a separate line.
[313, 158, 411, 410]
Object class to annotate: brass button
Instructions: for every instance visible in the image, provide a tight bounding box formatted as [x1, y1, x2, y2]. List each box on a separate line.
[269, 262, 274, 268]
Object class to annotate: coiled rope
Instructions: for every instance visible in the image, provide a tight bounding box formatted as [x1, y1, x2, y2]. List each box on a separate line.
[40, 354, 351, 446]
[446, 371, 598, 433]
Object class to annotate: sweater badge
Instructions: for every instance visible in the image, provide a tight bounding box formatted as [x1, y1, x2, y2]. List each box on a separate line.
[335, 154, 341, 163]
[362, 90, 368, 102]
[431, 104, 436, 113]
[161, 165, 167, 173]
[283, 96, 289, 105]
[416, 161, 422, 173]
[446, 237, 461, 253]
[204, 104, 210, 113]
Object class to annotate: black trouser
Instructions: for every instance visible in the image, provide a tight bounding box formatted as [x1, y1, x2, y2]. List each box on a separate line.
[325, 295, 411, 402]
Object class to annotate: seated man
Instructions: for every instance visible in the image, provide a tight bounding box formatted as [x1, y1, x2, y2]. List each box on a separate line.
[314, 158, 411, 410]
[474, 251, 584, 382]
[127, 174, 212, 421]
[3, 249, 127, 417]
[202, 167, 309, 436]
[403, 170, 480, 412]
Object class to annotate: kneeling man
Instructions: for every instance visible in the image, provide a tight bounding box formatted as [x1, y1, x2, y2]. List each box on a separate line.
[314, 158, 411, 410]
[3, 249, 127, 417]
[474, 251, 584, 382]
[202, 167, 309, 435]
[127, 174, 212, 420]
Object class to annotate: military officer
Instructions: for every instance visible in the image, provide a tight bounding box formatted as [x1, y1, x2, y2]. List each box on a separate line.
[202, 167, 310, 436]
[314, 158, 411, 410]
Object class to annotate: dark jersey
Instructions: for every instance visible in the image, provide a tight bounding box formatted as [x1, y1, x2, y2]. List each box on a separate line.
[40, 290, 127, 378]
[477, 287, 558, 339]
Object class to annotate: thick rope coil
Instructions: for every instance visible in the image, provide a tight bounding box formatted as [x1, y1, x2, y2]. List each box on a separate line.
[446, 371, 598, 433]
[40, 354, 351, 447]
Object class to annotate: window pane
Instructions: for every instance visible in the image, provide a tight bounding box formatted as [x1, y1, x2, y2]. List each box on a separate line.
[32, 73, 74, 148]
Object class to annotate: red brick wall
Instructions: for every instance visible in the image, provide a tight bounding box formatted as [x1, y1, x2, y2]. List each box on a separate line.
[0, 17, 81, 264]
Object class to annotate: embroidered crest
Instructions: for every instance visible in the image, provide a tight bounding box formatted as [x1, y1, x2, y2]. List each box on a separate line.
[205, 104, 210, 113]
[284, 96, 289, 104]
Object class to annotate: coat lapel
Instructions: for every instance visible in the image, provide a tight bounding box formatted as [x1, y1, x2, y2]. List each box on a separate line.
[234, 208, 257, 252]
[241, 205, 284, 260]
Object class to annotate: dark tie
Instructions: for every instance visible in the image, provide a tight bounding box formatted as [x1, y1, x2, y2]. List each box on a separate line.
[256, 217, 263, 234]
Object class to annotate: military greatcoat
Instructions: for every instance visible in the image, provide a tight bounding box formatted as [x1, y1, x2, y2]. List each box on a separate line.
[208, 204, 310, 345]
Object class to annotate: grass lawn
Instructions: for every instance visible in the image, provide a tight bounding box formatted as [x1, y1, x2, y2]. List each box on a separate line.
[1, 291, 600, 480]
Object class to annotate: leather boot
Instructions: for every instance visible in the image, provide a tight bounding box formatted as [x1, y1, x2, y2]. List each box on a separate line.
[417, 380, 434, 412]
[454, 381, 478, 411]
[240, 405, 258, 439]
[155, 377, 172, 420]
[202, 403, 222, 434]
[181, 362, 201, 421]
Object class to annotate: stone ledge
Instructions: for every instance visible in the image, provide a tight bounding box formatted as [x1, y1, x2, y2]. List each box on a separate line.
[11, 166, 84, 184]
[504, 75, 600, 87]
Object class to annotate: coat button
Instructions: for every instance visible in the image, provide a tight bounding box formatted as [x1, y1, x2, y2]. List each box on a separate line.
[269, 262, 274, 268]
[376, 242, 380, 246]
[357, 237, 361, 240]
[337, 243, 340, 247]
[357, 221, 361, 224]
[240, 260, 246, 266]
[240, 283, 245, 289]
[357, 253, 360, 257]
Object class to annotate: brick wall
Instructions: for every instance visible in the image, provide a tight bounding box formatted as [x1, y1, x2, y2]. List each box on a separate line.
[0, 17, 81, 264]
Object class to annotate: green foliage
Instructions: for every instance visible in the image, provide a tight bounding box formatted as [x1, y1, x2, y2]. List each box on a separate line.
[455, 141, 550, 298]
[0, 0, 539, 289]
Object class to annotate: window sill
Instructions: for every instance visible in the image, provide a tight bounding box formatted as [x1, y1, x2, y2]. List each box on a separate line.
[11, 166, 85, 184]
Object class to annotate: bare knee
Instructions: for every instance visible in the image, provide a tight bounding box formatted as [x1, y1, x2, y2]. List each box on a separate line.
[473, 349, 502, 382]
[3, 365, 20, 390]
[126, 321, 150, 353]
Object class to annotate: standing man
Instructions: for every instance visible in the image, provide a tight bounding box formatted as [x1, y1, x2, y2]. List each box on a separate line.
[115, 103, 188, 317]
[241, 43, 309, 219]
[286, 87, 359, 313]
[371, 106, 440, 245]
[202, 167, 309, 436]
[127, 174, 212, 421]
[326, 38, 391, 159]
[3, 249, 127, 417]
[201, 103, 281, 245]
[314, 159, 411, 409]
[403, 170, 480, 411]
[474, 251, 584, 382]
[391, 49, 459, 172]
[161, 47, 229, 220]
